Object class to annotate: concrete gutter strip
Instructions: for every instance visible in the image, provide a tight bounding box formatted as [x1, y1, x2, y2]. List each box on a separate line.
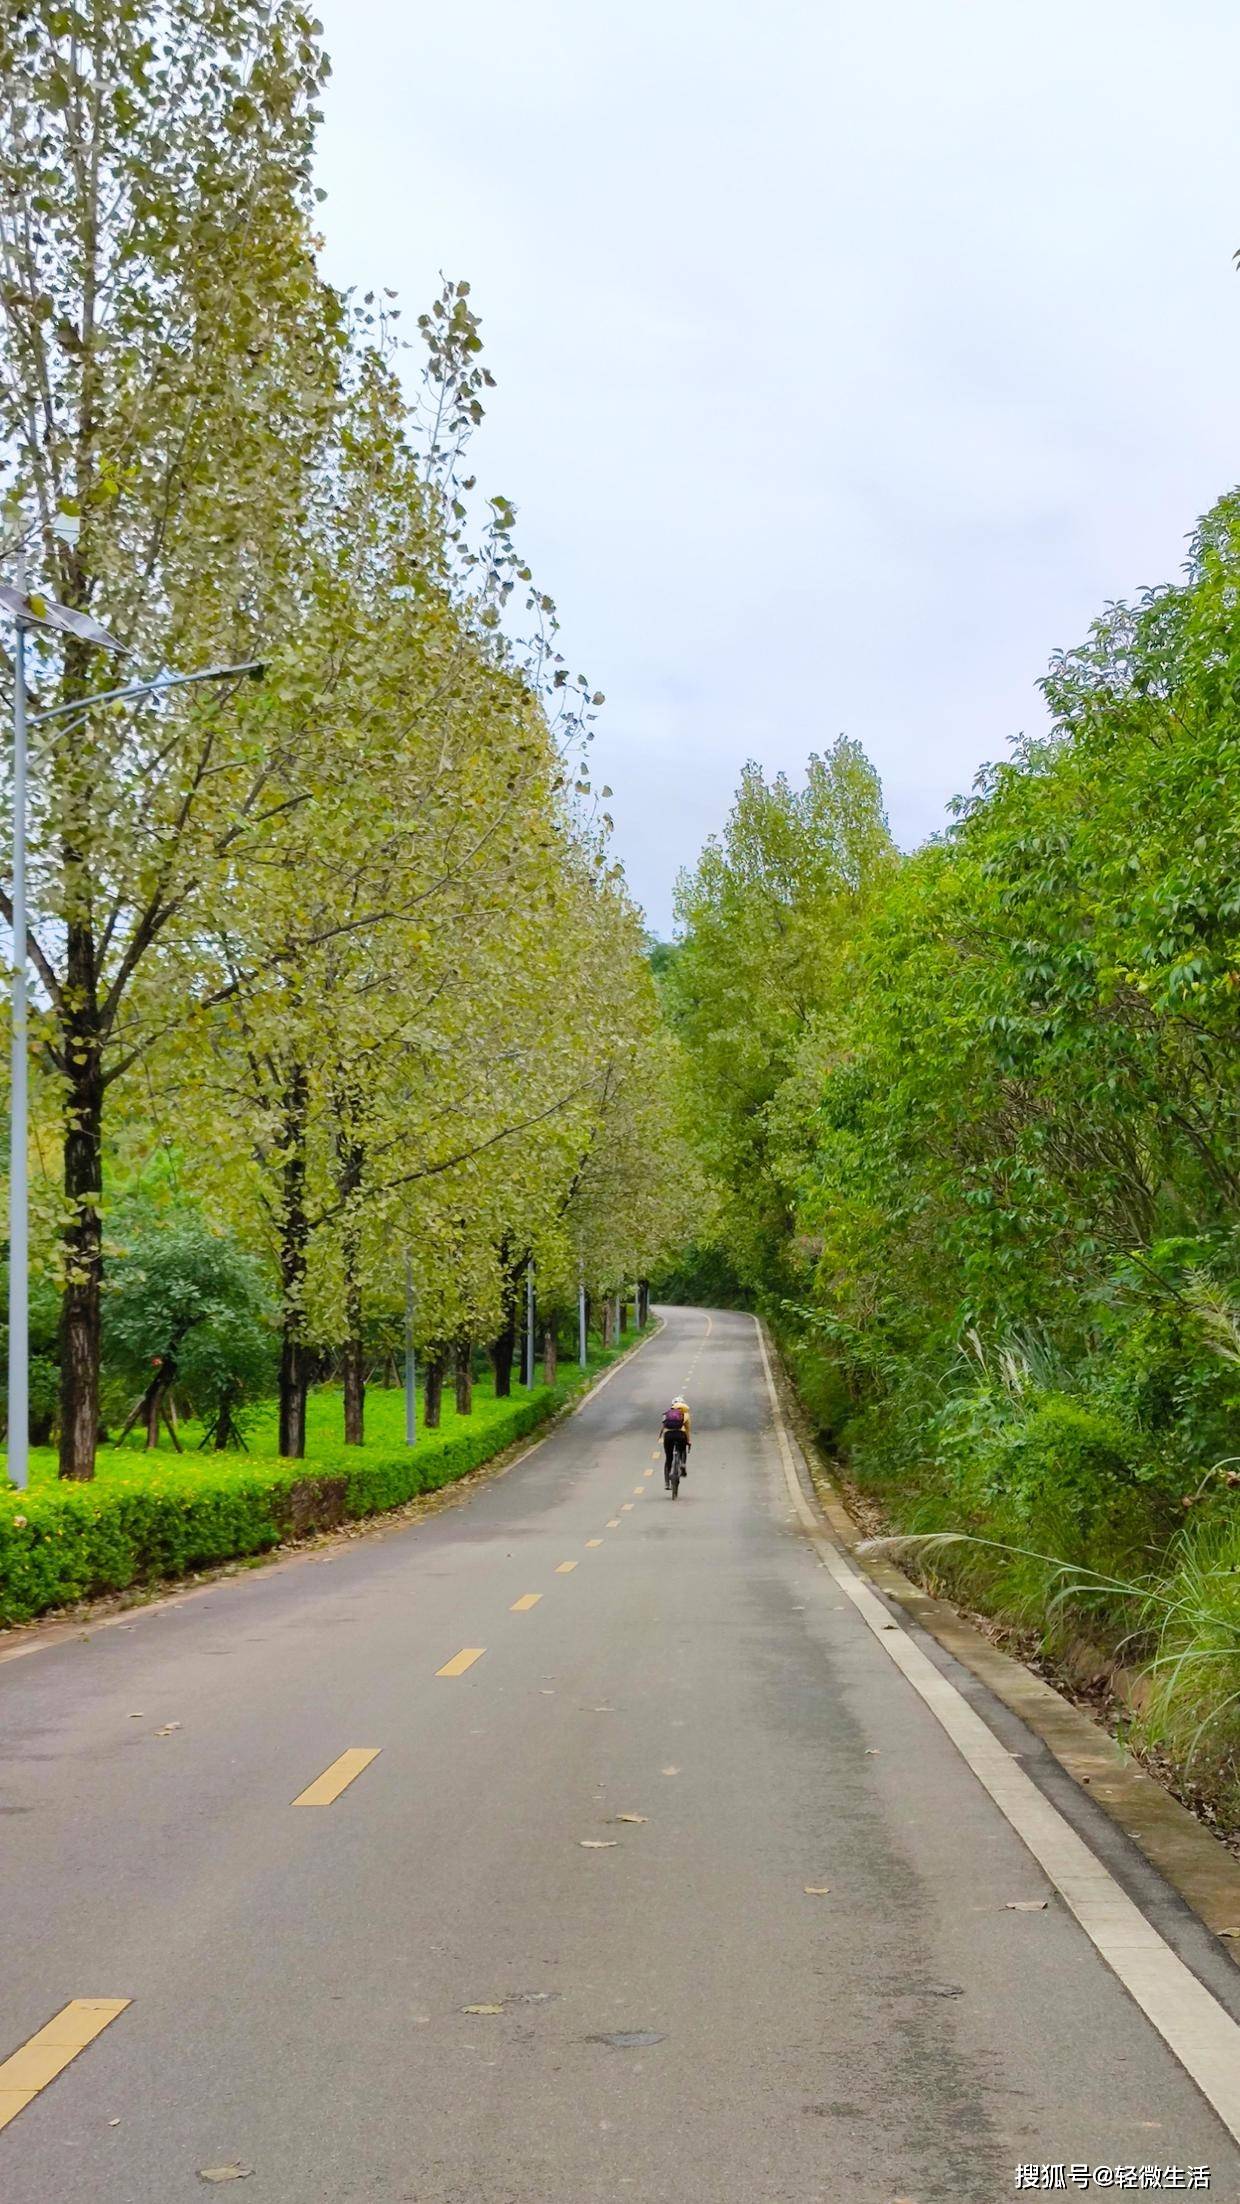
[764, 1326, 1240, 1956]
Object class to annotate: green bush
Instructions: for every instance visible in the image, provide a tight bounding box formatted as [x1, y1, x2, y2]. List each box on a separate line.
[0, 1352, 620, 1627]
[982, 1393, 1169, 1533]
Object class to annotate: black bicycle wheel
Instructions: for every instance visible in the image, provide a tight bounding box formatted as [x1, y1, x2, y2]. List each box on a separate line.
[670, 1460, 680, 1498]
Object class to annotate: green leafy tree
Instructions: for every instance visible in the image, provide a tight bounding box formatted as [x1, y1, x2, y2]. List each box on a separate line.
[667, 740, 892, 1293]
[0, 0, 343, 1477]
[104, 1216, 274, 1449]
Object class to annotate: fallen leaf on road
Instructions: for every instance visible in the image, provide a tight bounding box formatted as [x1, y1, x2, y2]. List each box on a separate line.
[613, 1813, 647, 1824]
[588, 2029, 666, 2048]
[1219, 1927, 1240, 1938]
[1006, 1899, 1049, 1912]
[803, 1886, 831, 1896]
[153, 1721, 181, 1736]
[128, 1712, 144, 1719]
[198, 2167, 252, 2184]
[579, 1839, 617, 1849]
[661, 1766, 680, 1776]
[864, 1749, 881, 1756]
[461, 2005, 504, 2015]
[109, 2118, 120, 2126]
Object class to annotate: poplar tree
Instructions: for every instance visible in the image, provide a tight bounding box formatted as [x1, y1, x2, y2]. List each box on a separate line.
[0, 0, 342, 1475]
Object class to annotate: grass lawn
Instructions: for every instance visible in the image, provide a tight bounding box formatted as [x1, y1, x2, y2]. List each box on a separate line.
[11, 1355, 603, 1489]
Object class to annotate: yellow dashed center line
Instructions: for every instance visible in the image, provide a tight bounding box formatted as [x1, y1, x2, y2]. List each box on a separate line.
[586, 1538, 603, 1548]
[437, 1647, 486, 1678]
[620, 1502, 634, 1512]
[0, 2000, 130, 2134]
[607, 1518, 622, 1529]
[511, 1593, 542, 1612]
[292, 1748, 380, 1807]
[632, 1486, 645, 1495]
[555, 1561, 577, 1575]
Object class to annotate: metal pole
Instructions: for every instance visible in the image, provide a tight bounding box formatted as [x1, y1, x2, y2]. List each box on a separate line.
[525, 1260, 535, 1387]
[578, 1264, 587, 1369]
[404, 1251, 416, 1445]
[8, 601, 28, 1489]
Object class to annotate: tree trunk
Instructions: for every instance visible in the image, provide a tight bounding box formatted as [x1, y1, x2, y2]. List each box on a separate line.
[490, 1241, 523, 1397]
[340, 1217, 365, 1447]
[58, 939, 104, 1479]
[145, 1385, 161, 1449]
[601, 1297, 613, 1349]
[277, 1061, 311, 1460]
[335, 1093, 366, 1445]
[455, 1339, 473, 1415]
[491, 1315, 515, 1398]
[211, 1382, 243, 1450]
[342, 1336, 365, 1446]
[424, 1351, 444, 1429]
[542, 1322, 557, 1386]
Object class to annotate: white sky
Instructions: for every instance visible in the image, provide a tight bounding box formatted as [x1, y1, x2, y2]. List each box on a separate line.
[313, 0, 1240, 934]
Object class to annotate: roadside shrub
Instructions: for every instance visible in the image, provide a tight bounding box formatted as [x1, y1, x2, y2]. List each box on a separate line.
[1136, 1509, 1240, 1824]
[983, 1393, 1171, 1535]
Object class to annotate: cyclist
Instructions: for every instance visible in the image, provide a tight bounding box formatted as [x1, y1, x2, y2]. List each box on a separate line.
[660, 1397, 692, 1487]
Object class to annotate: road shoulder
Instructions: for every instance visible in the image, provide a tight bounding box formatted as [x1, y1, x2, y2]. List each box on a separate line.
[761, 1318, 1240, 1961]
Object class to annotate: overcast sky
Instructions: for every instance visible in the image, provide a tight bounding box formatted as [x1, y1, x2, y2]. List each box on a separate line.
[313, 0, 1240, 935]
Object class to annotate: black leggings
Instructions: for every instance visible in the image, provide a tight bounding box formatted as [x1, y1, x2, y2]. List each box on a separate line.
[663, 1431, 687, 1473]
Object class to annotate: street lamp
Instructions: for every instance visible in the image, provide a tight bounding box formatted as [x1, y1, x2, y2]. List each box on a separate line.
[2, 573, 262, 1490]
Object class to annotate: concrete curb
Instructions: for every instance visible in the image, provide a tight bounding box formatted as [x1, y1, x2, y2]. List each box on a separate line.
[762, 1322, 1240, 1958]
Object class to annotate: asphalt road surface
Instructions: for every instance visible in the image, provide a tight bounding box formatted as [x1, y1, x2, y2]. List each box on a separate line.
[3, 1307, 1240, 2203]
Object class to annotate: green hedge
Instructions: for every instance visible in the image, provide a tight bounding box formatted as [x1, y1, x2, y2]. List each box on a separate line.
[0, 1358, 619, 1628]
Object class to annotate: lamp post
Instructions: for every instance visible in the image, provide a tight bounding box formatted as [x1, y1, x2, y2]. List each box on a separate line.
[7, 587, 29, 1490]
[525, 1260, 535, 1388]
[1, 571, 261, 1490]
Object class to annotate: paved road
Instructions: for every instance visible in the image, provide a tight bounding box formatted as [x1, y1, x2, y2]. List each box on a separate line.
[3, 1307, 1240, 2203]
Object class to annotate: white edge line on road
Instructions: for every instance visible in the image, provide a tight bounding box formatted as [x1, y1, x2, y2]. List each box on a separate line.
[754, 1314, 1240, 2144]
